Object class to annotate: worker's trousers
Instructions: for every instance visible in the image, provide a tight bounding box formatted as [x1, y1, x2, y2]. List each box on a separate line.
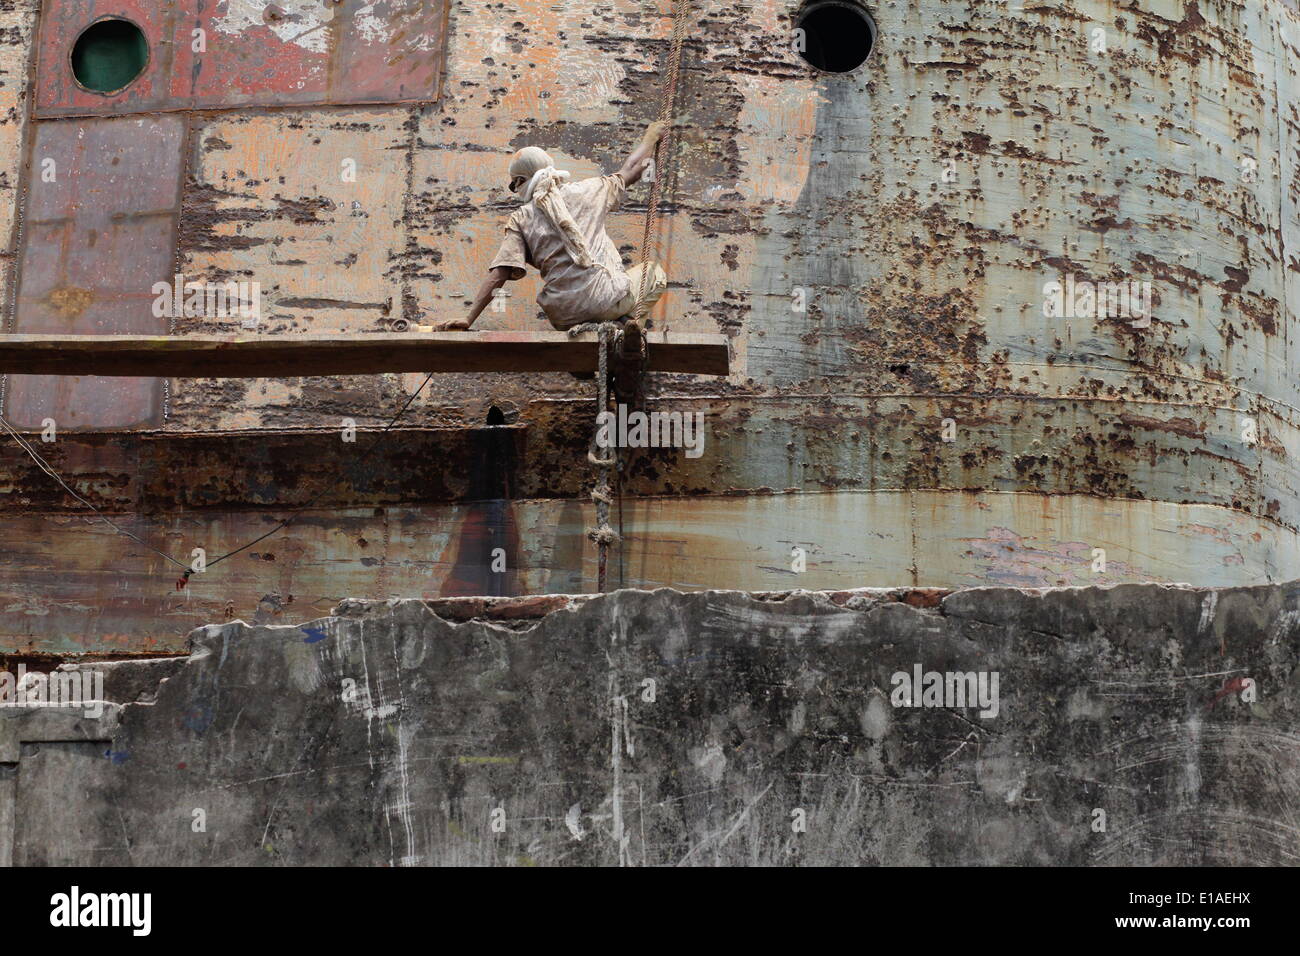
[595, 260, 667, 322]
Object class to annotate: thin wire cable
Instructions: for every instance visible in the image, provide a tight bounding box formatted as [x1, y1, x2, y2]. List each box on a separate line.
[206, 371, 436, 570]
[0, 415, 189, 570]
[1, 371, 438, 578]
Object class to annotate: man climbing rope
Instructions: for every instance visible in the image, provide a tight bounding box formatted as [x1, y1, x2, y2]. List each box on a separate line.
[434, 121, 671, 333]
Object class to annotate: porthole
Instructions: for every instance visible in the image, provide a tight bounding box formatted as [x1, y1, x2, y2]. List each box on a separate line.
[795, 1, 876, 74]
[71, 18, 149, 95]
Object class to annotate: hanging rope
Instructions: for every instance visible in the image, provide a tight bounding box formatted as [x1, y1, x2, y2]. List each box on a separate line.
[586, 0, 692, 593]
[633, 0, 692, 326]
[587, 322, 620, 592]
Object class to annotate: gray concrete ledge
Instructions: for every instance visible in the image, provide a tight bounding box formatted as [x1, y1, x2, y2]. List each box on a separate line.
[3, 582, 1298, 865]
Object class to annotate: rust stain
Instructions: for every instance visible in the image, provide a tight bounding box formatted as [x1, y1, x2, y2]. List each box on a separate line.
[43, 286, 94, 318]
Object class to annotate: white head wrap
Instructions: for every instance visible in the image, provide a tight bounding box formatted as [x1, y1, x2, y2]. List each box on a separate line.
[507, 147, 593, 268]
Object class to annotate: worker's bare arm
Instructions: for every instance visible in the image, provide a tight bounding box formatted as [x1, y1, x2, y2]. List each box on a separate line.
[617, 120, 671, 187]
[436, 266, 516, 331]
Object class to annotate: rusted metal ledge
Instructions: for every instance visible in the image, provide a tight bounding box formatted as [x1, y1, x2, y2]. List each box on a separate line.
[0, 332, 730, 377]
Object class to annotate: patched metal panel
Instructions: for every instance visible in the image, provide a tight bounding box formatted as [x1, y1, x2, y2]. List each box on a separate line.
[6, 115, 185, 429]
[34, 0, 449, 117]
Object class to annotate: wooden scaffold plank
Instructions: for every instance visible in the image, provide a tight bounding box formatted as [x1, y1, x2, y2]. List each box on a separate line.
[0, 331, 731, 378]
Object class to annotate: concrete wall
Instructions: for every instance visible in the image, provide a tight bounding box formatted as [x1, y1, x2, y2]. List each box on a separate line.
[1, 1, 1300, 652]
[1, 581, 1297, 865]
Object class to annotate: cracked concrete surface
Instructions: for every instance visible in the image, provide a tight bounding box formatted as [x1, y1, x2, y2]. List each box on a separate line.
[2, 581, 1297, 865]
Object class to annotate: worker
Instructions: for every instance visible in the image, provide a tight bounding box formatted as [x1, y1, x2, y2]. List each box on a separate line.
[435, 121, 671, 333]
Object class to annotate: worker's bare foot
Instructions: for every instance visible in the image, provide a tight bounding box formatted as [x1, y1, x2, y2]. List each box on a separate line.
[433, 319, 470, 331]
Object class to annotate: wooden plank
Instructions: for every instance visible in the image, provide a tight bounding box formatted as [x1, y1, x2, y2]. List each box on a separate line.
[0, 332, 730, 378]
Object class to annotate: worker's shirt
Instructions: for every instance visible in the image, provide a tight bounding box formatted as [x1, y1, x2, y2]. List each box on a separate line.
[488, 174, 631, 329]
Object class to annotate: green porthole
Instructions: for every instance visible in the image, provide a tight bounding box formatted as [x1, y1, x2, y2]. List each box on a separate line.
[71, 18, 149, 94]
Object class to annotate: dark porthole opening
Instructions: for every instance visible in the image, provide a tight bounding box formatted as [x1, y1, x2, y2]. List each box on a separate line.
[796, 1, 875, 74]
[485, 405, 506, 426]
[71, 18, 149, 94]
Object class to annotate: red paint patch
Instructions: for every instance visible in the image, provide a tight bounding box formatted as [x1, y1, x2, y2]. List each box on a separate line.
[36, 0, 450, 116]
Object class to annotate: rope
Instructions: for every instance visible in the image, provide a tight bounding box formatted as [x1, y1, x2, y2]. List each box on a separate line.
[586, 0, 692, 594]
[587, 322, 620, 591]
[633, 0, 692, 325]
